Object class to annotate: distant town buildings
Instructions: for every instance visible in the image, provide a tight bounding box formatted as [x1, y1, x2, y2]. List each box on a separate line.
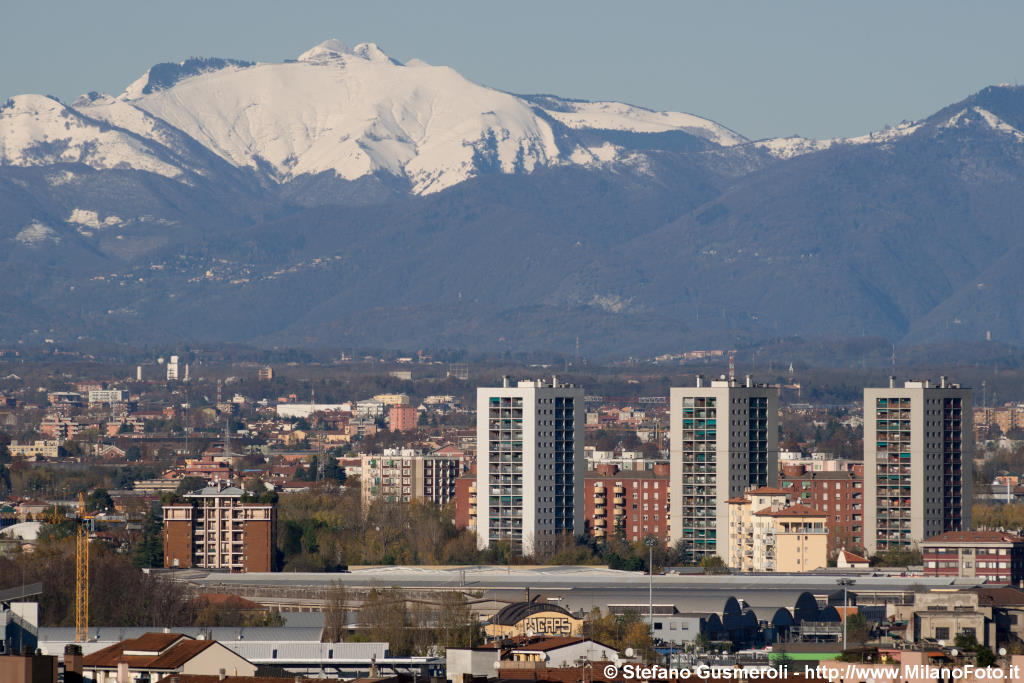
[476, 377, 583, 555]
[864, 377, 973, 554]
[669, 375, 779, 562]
[163, 484, 277, 572]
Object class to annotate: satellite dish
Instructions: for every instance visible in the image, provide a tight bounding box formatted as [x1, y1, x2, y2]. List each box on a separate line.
[493, 661, 503, 670]
[526, 629, 535, 638]
[950, 648, 959, 657]
[625, 647, 635, 658]
[1000, 647, 1008, 656]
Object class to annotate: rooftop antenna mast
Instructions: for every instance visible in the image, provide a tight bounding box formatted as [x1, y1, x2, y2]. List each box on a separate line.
[728, 351, 736, 382]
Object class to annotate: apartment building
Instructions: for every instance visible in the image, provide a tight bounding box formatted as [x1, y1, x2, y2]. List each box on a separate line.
[778, 465, 865, 553]
[389, 404, 419, 432]
[454, 466, 478, 531]
[360, 448, 459, 508]
[163, 484, 276, 572]
[87, 389, 129, 404]
[670, 375, 779, 561]
[864, 377, 973, 554]
[583, 463, 670, 543]
[727, 487, 828, 572]
[476, 377, 584, 555]
[921, 531, 1024, 584]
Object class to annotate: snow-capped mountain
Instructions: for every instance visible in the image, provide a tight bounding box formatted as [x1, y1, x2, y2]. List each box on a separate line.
[1, 39, 748, 196]
[6, 42, 1024, 354]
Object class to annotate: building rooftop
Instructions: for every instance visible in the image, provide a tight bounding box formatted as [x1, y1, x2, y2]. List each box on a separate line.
[921, 531, 1024, 545]
[83, 633, 219, 670]
[754, 503, 826, 518]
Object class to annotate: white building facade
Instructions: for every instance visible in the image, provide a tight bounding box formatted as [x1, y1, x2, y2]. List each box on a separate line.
[476, 377, 584, 555]
[864, 377, 973, 554]
[669, 376, 779, 562]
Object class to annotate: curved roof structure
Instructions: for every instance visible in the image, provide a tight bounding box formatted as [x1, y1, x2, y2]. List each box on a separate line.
[490, 601, 574, 626]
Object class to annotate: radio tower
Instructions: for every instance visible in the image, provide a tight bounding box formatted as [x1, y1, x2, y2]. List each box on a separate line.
[728, 351, 736, 382]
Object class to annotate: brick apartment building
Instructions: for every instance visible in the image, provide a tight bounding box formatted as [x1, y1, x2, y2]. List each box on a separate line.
[583, 463, 670, 543]
[454, 463, 478, 531]
[779, 463, 865, 554]
[388, 404, 419, 432]
[921, 531, 1024, 584]
[163, 484, 277, 572]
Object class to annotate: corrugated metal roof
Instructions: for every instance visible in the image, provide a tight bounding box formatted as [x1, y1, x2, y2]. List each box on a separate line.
[228, 641, 388, 662]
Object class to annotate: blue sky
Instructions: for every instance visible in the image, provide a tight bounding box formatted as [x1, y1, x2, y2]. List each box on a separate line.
[4, 0, 1024, 140]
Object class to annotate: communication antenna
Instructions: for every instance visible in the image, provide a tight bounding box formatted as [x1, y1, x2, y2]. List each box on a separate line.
[728, 351, 735, 382]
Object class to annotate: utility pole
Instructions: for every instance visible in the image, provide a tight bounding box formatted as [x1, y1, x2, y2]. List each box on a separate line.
[837, 578, 855, 652]
[646, 537, 657, 633]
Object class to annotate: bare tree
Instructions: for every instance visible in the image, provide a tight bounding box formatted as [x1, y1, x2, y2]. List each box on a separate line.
[323, 580, 348, 642]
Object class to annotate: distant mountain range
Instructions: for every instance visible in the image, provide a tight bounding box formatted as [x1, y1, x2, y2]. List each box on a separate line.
[2, 39, 1024, 355]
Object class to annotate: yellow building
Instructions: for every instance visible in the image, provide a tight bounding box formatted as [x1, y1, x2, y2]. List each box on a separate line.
[485, 600, 583, 638]
[728, 487, 828, 572]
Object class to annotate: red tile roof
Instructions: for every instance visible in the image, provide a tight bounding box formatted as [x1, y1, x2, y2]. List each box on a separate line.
[841, 549, 870, 564]
[754, 503, 826, 517]
[83, 634, 220, 671]
[747, 487, 790, 496]
[922, 530, 1024, 545]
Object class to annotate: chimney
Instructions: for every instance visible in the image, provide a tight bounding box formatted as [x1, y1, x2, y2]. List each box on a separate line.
[940, 376, 948, 388]
[696, 374, 704, 388]
[219, 669, 227, 681]
[745, 374, 752, 388]
[552, 375, 558, 387]
[117, 660, 131, 683]
[64, 644, 84, 683]
[889, 376, 896, 388]
[502, 375, 510, 388]
[924, 379, 931, 388]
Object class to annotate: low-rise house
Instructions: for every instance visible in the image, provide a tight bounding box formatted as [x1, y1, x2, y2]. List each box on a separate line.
[82, 632, 257, 682]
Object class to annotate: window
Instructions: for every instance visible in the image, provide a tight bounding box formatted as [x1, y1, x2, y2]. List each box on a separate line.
[935, 627, 950, 640]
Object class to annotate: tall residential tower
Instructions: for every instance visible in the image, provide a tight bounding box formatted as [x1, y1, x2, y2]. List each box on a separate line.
[864, 377, 972, 554]
[476, 377, 584, 555]
[670, 376, 779, 562]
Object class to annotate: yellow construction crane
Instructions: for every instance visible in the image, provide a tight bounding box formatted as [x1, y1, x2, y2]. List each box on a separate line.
[75, 491, 94, 643]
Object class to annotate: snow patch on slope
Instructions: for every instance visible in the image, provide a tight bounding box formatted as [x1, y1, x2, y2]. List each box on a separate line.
[543, 100, 747, 147]
[15, 221, 59, 245]
[970, 107, 1024, 141]
[755, 120, 923, 159]
[0, 94, 184, 177]
[68, 208, 122, 230]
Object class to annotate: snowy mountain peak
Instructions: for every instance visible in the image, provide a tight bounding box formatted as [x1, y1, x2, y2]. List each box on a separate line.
[297, 39, 398, 66]
[298, 38, 350, 62]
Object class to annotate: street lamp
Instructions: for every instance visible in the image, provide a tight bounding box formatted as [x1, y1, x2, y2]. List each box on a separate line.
[837, 578, 856, 652]
[646, 537, 658, 633]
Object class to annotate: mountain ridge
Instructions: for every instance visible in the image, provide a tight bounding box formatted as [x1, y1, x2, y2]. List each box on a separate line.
[2, 40, 1024, 354]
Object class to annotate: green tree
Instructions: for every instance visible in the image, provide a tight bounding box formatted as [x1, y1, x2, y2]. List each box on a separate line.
[700, 555, 729, 574]
[175, 476, 207, 496]
[131, 507, 164, 568]
[85, 488, 114, 513]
